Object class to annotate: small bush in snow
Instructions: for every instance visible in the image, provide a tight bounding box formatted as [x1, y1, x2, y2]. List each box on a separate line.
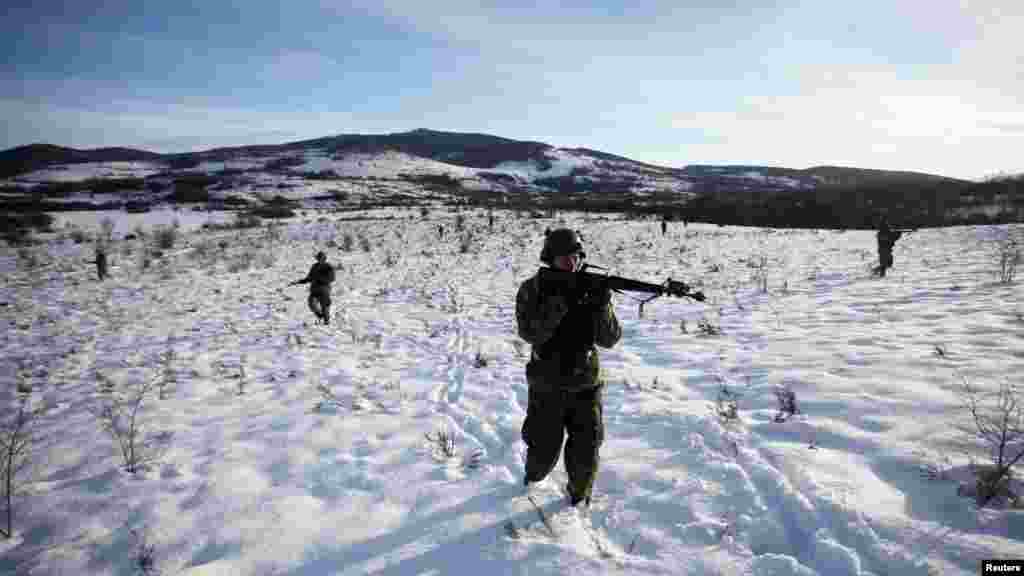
[697, 316, 721, 337]
[773, 384, 800, 423]
[130, 526, 159, 575]
[314, 382, 344, 411]
[340, 233, 354, 252]
[90, 374, 168, 474]
[425, 427, 458, 460]
[359, 234, 372, 253]
[236, 356, 248, 396]
[1, 394, 44, 538]
[153, 224, 178, 251]
[424, 426, 483, 470]
[459, 232, 474, 254]
[69, 228, 90, 244]
[158, 347, 177, 400]
[714, 383, 740, 423]
[15, 247, 39, 270]
[749, 254, 769, 293]
[956, 375, 1024, 507]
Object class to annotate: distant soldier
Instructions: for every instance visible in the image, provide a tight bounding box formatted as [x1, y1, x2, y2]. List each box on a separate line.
[88, 245, 108, 280]
[873, 216, 913, 277]
[661, 218, 668, 237]
[289, 251, 336, 324]
[438, 224, 445, 240]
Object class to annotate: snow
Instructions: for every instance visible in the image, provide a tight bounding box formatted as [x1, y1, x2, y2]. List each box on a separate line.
[492, 149, 597, 180]
[294, 150, 479, 180]
[1, 211, 1022, 576]
[10, 161, 165, 183]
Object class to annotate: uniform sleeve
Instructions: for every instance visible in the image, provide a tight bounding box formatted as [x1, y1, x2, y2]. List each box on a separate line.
[296, 265, 315, 284]
[516, 277, 567, 346]
[593, 301, 622, 348]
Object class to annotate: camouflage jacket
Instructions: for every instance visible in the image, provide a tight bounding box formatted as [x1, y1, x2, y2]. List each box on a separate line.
[877, 228, 902, 252]
[516, 268, 622, 392]
[297, 262, 336, 294]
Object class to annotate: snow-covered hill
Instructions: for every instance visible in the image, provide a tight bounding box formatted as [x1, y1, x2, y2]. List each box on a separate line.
[2, 129, 966, 210]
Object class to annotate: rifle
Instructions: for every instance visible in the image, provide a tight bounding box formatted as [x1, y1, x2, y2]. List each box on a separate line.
[538, 263, 705, 317]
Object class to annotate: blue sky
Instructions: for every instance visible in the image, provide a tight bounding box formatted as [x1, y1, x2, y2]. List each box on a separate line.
[3, 0, 1021, 180]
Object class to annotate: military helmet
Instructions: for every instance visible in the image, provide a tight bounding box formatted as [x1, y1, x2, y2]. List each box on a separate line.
[315, 251, 326, 261]
[540, 228, 586, 264]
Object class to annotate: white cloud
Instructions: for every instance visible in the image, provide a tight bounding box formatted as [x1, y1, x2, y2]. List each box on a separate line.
[668, 59, 1024, 179]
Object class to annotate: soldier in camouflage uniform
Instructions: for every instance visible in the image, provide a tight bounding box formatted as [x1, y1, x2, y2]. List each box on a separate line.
[874, 216, 904, 277]
[515, 228, 622, 508]
[290, 251, 336, 324]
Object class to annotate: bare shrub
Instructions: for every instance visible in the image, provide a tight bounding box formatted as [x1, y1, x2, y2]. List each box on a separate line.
[1, 394, 44, 538]
[714, 382, 739, 423]
[697, 316, 721, 337]
[236, 356, 248, 396]
[130, 526, 160, 575]
[69, 228, 91, 244]
[235, 213, 261, 229]
[749, 254, 769, 293]
[773, 384, 800, 423]
[956, 375, 1024, 507]
[153, 224, 178, 251]
[157, 346, 176, 401]
[424, 426, 483, 470]
[459, 232, 474, 254]
[359, 234, 371, 253]
[16, 247, 39, 270]
[340, 234, 354, 252]
[90, 374, 168, 473]
[425, 426, 457, 459]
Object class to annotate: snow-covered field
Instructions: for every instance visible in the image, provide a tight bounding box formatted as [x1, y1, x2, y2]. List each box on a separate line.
[1, 210, 1022, 575]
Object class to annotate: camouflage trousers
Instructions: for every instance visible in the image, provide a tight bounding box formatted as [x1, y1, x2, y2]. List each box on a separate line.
[308, 290, 332, 323]
[875, 250, 894, 276]
[522, 383, 604, 505]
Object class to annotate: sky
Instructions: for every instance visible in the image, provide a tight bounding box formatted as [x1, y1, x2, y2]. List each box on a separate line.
[2, 209, 1022, 575]
[3, 0, 1022, 180]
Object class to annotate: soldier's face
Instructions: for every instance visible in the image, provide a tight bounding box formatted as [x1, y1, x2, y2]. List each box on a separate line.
[553, 252, 581, 272]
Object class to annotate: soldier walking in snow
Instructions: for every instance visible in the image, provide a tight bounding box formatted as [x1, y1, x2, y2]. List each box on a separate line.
[289, 251, 336, 324]
[515, 228, 622, 508]
[87, 245, 108, 280]
[873, 216, 910, 277]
